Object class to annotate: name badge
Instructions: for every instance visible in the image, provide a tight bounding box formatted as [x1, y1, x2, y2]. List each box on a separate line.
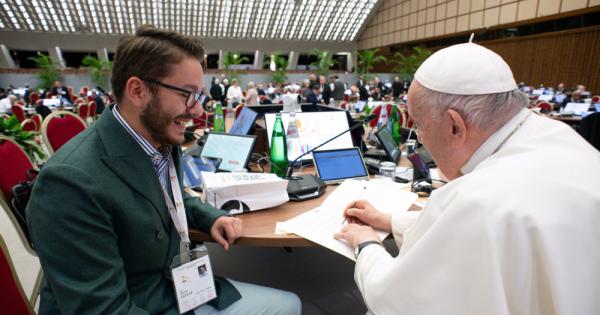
[171, 254, 217, 313]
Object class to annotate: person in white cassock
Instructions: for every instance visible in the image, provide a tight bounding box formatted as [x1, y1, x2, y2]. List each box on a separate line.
[335, 42, 600, 315]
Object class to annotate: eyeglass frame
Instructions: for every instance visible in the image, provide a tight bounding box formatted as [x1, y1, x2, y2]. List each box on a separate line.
[140, 77, 205, 108]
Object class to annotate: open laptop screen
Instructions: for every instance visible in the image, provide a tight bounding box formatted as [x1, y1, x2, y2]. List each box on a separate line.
[200, 133, 256, 172]
[313, 148, 369, 184]
[375, 125, 401, 162]
[265, 111, 353, 162]
[229, 107, 258, 135]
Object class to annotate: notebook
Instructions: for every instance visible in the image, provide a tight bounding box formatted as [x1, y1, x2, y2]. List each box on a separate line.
[200, 133, 256, 172]
[312, 148, 369, 184]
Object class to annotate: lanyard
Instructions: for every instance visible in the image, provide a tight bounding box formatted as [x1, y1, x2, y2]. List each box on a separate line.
[160, 155, 191, 260]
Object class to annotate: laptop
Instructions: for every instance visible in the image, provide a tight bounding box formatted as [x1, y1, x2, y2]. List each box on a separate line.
[312, 148, 369, 184]
[181, 156, 221, 189]
[229, 107, 258, 135]
[43, 98, 61, 107]
[564, 102, 590, 116]
[200, 132, 256, 172]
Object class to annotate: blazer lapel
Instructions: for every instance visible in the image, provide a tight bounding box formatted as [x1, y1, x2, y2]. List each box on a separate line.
[95, 106, 170, 230]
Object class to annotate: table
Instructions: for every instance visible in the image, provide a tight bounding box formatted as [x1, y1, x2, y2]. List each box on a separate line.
[189, 166, 426, 247]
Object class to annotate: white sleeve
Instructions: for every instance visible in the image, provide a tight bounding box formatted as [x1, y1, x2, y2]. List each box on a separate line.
[391, 211, 421, 248]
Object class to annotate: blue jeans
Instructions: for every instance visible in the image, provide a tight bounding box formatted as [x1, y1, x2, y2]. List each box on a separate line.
[194, 279, 301, 315]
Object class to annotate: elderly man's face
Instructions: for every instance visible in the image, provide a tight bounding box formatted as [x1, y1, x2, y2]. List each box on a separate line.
[407, 82, 462, 179]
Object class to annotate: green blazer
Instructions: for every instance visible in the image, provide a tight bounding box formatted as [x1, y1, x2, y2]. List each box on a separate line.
[27, 107, 240, 314]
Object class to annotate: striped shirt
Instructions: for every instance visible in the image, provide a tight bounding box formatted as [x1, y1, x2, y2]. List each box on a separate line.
[113, 105, 173, 193]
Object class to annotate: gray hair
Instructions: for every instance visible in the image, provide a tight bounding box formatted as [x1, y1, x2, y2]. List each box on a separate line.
[412, 82, 528, 130]
[247, 81, 255, 88]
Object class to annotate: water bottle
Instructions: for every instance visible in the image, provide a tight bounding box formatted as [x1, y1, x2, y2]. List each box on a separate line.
[390, 105, 401, 144]
[377, 104, 388, 129]
[213, 102, 224, 132]
[225, 101, 235, 132]
[286, 112, 302, 171]
[270, 114, 288, 178]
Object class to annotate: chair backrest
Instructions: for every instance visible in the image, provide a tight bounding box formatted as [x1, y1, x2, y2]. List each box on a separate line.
[0, 235, 34, 315]
[0, 136, 35, 203]
[579, 112, 600, 151]
[30, 114, 42, 131]
[536, 101, 553, 113]
[77, 103, 89, 120]
[592, 95, 600, 103]
[234, 104, 244, 118]
[20, 119, 37, 131]
[11, 105, 26, 122]
[41, 111, 87, 154]
[88, 101, 97, 120]
[29, 92, 39, 104]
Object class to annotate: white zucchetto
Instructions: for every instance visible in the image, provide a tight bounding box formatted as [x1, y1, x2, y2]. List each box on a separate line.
[414, 43, 517, 95]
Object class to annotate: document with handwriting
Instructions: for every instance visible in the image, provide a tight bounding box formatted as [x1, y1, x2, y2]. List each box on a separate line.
[277, 179, 418, 261]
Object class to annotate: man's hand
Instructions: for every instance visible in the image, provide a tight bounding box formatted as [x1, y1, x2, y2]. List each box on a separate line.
[343, 200, 392, 232]
[334, 223, 380, 249]
[210, 216, 242, 251]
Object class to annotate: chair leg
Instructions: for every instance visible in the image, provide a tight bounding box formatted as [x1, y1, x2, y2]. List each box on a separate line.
[30, 268, 43, 306]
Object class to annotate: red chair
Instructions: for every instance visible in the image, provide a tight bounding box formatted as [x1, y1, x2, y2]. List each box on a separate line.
[82, 86, 89, 95]
[20, 119, 37, 131]
[0, 136, 43, 307]
[30, 114, 42, 131]
[0, 235, 34, 315]
[88, 101, 97, 121]
[77, 103, 89, 121]
[11, 105, 26, 122]
[536, 101, 553, 113]
[234, 104, 244, 118]
[41, 111, 87, 154]
[343, 94, 350, 102]
[369, 104, 393, 127]
[45, 91, 52, 99]
[339, 101, 348, 110]
[29, 92, 39, 105]
[591, 95, 600, 103]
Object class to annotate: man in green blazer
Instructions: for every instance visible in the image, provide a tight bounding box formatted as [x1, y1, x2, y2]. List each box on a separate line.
[26, 25, 301, 314]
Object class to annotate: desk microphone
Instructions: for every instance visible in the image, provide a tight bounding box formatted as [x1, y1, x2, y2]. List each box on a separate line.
[285, 114, 377, 201]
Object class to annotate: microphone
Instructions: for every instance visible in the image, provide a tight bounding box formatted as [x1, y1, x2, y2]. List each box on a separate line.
[285, 113, 376, 178]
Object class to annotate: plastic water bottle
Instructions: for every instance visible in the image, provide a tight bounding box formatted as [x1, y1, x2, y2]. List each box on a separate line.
[270, 114, 288, 178]
[213, 102, 224, 132]
[225, 101, 235, 132]
[377, 105, 388, 129]
[286, 112, 302, 164]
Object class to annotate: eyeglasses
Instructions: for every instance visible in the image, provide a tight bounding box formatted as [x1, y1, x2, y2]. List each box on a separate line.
[141, 78, 205, 108]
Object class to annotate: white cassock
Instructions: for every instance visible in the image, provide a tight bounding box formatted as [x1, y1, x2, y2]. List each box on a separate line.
[356, 109, 600, 315]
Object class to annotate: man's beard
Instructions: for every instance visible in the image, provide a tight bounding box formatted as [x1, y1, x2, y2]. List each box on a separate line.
[140, 96, 178, 146]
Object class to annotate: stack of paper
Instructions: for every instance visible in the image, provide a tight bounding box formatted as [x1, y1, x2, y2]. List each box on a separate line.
[277, 179, 418, 261]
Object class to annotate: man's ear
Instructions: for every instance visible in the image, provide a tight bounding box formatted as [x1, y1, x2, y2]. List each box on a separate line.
[446, 109, 468, 145]
[124, 77, 149, 109]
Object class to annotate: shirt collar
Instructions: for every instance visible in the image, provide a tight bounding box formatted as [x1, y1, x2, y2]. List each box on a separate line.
[112, 104, 172, 162]
[460, 108, 531, 175]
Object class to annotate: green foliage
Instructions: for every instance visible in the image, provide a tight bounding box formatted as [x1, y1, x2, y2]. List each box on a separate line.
[0, 115, 45, 162]
[222, 52, 250, 81]
[309, 49, 337, 77]
[81, 55, 113, 90]
[264, 51, 289, 84]
[392, 46, 432, 81]
[27, 52, 62, 91]
[356, 48, 388, 82]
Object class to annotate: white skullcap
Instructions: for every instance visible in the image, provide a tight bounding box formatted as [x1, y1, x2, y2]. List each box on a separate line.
[414, 43, 517, 95]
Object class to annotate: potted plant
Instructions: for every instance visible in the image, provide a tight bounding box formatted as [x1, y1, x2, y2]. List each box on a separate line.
[356, 48, 388, 82]
[0, 115, 46, 162]
[392, 46, 432, 81]
[81, 55, 113, 90]
[309, 49, 337, 77]
[264, 51, 289, 84]
[222, 52, 249, 81]
[27, 52, 62, 91]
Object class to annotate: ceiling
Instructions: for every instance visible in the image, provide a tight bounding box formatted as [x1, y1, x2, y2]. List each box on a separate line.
[0, 0, 379, 42]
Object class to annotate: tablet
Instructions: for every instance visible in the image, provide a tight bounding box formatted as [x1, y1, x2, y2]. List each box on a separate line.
[229, 107, 258, 135]
[312, 148, 369, 184]
[181, 156, 221, 188]
[375, 124, 401, 163]
[200, 132, 256, 172]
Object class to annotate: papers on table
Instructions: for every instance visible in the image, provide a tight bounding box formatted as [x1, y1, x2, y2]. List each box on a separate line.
[277, 179, 418, 261]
